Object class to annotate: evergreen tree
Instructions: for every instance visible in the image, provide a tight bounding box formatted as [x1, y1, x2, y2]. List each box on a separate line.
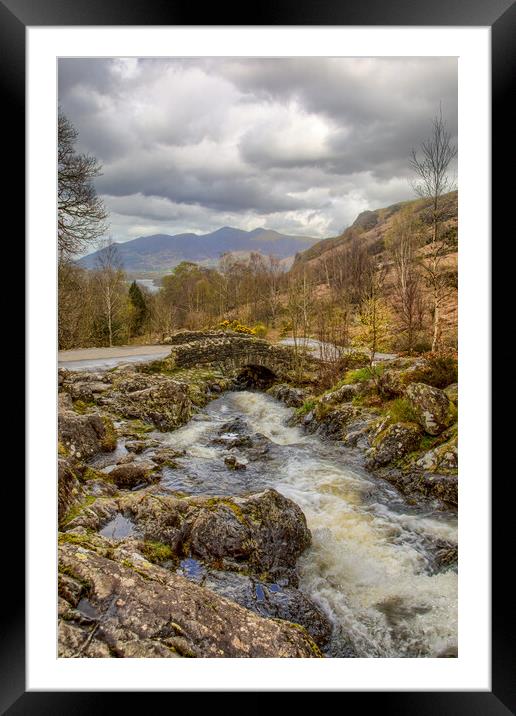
[128, 280, 148, 335]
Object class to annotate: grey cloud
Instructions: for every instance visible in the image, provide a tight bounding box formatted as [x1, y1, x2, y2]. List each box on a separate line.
[58, 57, 457, 244]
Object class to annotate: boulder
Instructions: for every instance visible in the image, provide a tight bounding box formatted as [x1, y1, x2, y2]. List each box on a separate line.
[108, 463, 157, 489]
[320, 383, 360, 405]
[129, 489, 311, 585]
[416, 434, 458, 474]
[405, 383, 456, 435]
[367, 422, 422, 468]
[58, 409, 117, 459]
[98, 373, 194, 431]
[58, 540, 321, 658]
[267, 384, 306, 408]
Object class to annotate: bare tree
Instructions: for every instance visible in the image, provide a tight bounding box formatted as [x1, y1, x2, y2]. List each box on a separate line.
[410, 106, 457, 350]
[385, 207, 423, 353]
[58, 110, 108, 262]
[94, 240, 125, 347]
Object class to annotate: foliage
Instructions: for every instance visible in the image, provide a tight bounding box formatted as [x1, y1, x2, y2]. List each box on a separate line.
[219, 319, 256, 335]
[296, 399, 317, 416]
[409, 352, 458, 389]
[128, 281, 148, 336]
[343, 364, 384, 384]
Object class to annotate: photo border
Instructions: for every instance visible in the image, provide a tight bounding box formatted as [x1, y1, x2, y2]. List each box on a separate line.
[3, 0, 510, 709]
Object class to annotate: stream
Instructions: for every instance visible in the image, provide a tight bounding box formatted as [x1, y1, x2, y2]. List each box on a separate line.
[98, 389, 458, 658]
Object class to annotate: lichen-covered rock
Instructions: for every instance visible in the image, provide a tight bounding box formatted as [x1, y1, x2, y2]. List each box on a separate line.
[367, 422, 422, 468]
[444, 383, 458, 405]
[320, 383, 360, 405]
[379, 468, 458, 506]
[70, 489, 311, 585]
[416, 434, 458, 474]
[267, 384, 306, 408]
[58, 408, 117, 459]
[108, 463, 158, 489]
[58, 459, 83, 527]
[58, 539, 321, 658]
[405, 383, 455, 436]
[98, 373, 193, 431]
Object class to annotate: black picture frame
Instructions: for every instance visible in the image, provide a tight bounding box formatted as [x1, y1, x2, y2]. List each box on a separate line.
[4, 0, 510, 710]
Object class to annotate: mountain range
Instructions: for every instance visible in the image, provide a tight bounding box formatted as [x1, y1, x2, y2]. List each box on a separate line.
[78, 226, 318, 272]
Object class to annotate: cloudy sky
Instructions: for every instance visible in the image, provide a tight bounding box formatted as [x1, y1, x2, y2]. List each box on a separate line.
[58, 57, 457, 246]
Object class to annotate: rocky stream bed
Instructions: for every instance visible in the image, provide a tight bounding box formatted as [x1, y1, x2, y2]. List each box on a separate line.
[57, 347, 458, 659]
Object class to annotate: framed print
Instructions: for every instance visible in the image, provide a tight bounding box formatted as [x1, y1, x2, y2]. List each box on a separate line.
[3, 0, 511, 709]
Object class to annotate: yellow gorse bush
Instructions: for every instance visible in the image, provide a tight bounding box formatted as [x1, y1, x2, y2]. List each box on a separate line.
[219, 319, 256, 335]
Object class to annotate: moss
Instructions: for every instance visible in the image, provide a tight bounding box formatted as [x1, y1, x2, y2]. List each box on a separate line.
[385, 397, 418, 424]
[204, 497, 247, 524]
[128, 419, 155, 435]
[62, 495, 97, 526]
[296, 399, 317, 416]
[100, 417, 117, 452]
[58, 440, 69, 457]
[343, 365, 383, 384]
[140, 541, 175, 564]
[73, 399, 95, 414]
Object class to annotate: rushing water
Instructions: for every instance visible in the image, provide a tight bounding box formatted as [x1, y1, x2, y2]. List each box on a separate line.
[143, 390, 458, 658]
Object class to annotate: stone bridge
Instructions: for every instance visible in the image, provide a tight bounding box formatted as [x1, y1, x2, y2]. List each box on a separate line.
[160, 330, 306, 381]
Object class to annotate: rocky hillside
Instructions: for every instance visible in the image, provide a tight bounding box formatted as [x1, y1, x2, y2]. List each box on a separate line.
[292, 191, 458, 272]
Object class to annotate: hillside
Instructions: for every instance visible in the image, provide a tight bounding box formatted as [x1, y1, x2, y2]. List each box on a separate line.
[292, 191, 458, 272]
[78, 226, 318, 272]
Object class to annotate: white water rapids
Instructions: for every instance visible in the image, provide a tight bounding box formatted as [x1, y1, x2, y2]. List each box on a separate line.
[158, 390, 457, 658]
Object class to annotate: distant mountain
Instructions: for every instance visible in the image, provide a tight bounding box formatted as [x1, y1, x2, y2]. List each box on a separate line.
[78, 227, 319, 272]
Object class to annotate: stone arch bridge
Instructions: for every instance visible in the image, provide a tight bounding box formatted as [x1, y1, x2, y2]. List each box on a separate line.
[160, 330, 311, 381]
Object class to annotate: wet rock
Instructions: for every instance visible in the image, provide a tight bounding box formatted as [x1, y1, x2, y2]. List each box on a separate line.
[194, 569, 332, 647]
[148, 447, 185, 466]
[366, 422, 422, 468]
[58, 408, 117, 460]
[379, 467, 458, 506]
[58, 540, 321, 658]
[58, 459, 83, 527]
[124, 440, 150, 453]
[108, 463, 158, 489]
[267, 384, 306, 408]
[405, 383, 455, 436]
[224, 455, 247, 470]
[80, 488, 312, 585]
[311, 404, 363, 440]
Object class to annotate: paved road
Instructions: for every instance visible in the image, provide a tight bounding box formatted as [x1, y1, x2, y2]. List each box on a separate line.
[278, 337, 396, 361]
[58, 344, 170, 371]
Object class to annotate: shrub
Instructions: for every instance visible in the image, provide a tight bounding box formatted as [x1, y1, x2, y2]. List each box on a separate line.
[344, 364, 384, 384]
[219, 319, 256, 335]
[410, 352, 458, 389]
[252, 322, 268, 338]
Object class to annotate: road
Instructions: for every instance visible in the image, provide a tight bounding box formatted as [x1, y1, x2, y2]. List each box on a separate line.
[58, 344, 170, 371]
